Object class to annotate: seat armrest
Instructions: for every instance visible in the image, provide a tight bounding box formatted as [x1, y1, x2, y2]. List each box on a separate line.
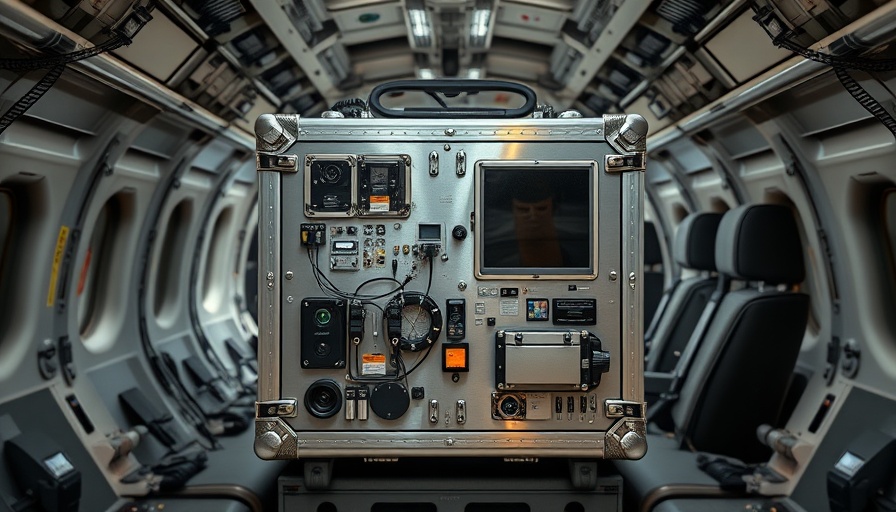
[645, 371, 674, 395]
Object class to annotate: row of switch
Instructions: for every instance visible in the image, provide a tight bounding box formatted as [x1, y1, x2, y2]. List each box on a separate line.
[344, 386, 370, 421]
[555, 394, 597, 421]
[428, 399, 467, 425]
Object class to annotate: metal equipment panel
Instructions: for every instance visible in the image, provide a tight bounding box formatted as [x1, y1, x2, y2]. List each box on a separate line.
[254, 86, 647, 460]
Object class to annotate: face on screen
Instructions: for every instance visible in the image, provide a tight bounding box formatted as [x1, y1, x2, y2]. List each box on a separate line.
[479, 164, 593, 275]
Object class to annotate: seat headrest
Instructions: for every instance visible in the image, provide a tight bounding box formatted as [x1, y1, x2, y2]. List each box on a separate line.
[645, 221, 663, 265]
[715, 204, 805, 284]
[673, 212, 723, 271]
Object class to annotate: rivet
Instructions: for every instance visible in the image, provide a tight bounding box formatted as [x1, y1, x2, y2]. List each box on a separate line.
[609, 270, 617, 281]
[287, 296, 294, 303]
[285, 271, 294, 280]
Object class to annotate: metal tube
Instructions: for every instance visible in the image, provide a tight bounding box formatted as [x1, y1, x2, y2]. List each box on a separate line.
[0, 0, 254, 149]
[648, 1, 896, 150]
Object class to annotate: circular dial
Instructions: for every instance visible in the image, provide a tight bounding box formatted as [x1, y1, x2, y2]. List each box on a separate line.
[401, 303, 432, 345]
[392, 292, 442, 352]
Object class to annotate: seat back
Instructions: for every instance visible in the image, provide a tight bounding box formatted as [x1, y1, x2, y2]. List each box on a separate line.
[645, 212, 723, 372]
[643, 221, 665, 330]
[671, 204, 809, 463]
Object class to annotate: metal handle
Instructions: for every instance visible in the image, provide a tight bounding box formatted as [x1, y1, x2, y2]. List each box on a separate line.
[368, 79, 537, 119]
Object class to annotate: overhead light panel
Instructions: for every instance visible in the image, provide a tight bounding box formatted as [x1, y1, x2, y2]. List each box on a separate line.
[406, 0, 433, 48]
[468, 0, 494, 49]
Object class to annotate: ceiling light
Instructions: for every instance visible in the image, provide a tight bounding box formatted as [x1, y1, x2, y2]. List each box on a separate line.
[406, 0, 433, 48]
[468, 0, 493, 48]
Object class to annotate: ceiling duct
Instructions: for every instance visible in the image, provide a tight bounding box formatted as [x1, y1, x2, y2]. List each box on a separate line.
[319, 43, 352, 84]
[186, 0, 246, 36]
[655, 0, 715, 35]
[572, 0, 617, 45]
[284, 0, 328, 44]
[549, 42, 583, 84]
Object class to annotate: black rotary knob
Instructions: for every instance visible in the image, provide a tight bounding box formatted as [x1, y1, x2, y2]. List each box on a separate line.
[452, 225, 467, 240]
[588, 334, 611, 388]
[592, 349, 611, 376]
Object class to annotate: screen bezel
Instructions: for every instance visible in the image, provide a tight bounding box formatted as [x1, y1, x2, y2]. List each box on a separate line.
[474, 160, 599, 280]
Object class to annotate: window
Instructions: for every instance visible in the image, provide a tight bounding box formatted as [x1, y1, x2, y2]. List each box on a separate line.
[78, 191, 136, 342]
[0, 175, 49, 379]
[154, 200, 194, 324]
[883, 189, 896, 304]
[202, 206, 235, 313]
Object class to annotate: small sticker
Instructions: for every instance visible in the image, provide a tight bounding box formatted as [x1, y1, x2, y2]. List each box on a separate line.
[499, 299, 519, 316]
[369, 195, 390, 212]
[362, 353, 387, 375]
[474, 302, 486, 315]
[47, 225, 70, 307]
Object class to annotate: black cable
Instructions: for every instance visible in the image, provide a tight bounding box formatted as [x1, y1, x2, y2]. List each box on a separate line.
[0, 36, 127, 72]
[752, 5, 896, 139]
[771, 34, 896, 73]
[0, 64, 64, 136]
[403, 341, 435, 376]
[0, 6, 151, 135]
[833, 66, 896, 138]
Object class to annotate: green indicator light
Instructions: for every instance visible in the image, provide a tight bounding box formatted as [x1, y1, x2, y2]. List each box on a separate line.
[315, 308, 332, 326]
[359, 13, 380, 23]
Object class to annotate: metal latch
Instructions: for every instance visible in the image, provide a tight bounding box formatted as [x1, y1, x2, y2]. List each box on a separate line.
[605, 400, 644, 418]
[605, 153, 645, 172]
[258, 154, 298, 172]
[257, 399, 299, 418]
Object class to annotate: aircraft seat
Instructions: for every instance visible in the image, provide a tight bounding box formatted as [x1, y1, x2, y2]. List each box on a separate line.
[644, 221, 665, 330]
[645, 212, 723, 372]
[616, 203, 809, 511]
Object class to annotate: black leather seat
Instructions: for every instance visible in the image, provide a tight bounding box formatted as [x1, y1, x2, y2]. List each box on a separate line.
[645, 212, 723, 373]
[644, 221, 665, 331]
[616, 204, 810, 511]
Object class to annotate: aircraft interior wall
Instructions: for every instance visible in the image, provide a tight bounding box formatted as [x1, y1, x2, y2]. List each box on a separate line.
[1, 0, 896, 511]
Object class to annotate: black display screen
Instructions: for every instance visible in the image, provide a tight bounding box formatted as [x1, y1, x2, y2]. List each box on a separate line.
[478, 162, 594, 277]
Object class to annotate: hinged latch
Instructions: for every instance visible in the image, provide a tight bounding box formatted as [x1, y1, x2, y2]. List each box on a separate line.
[605, 399, 645, 419]
[605, 153, 645, 173]
[258, 154, 298, 172]
[257, 399, 299, 418]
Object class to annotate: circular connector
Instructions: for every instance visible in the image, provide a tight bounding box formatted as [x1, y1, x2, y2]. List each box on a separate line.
[321, 164, 343, 183]
[497, 394, 524, 419]
[304, 379, 342, 419]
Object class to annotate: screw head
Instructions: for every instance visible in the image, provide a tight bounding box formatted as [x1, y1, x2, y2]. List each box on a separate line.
[458, 281, 467, 291]
[286, 271, 294, 280]
[609, 270, 618, 281]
